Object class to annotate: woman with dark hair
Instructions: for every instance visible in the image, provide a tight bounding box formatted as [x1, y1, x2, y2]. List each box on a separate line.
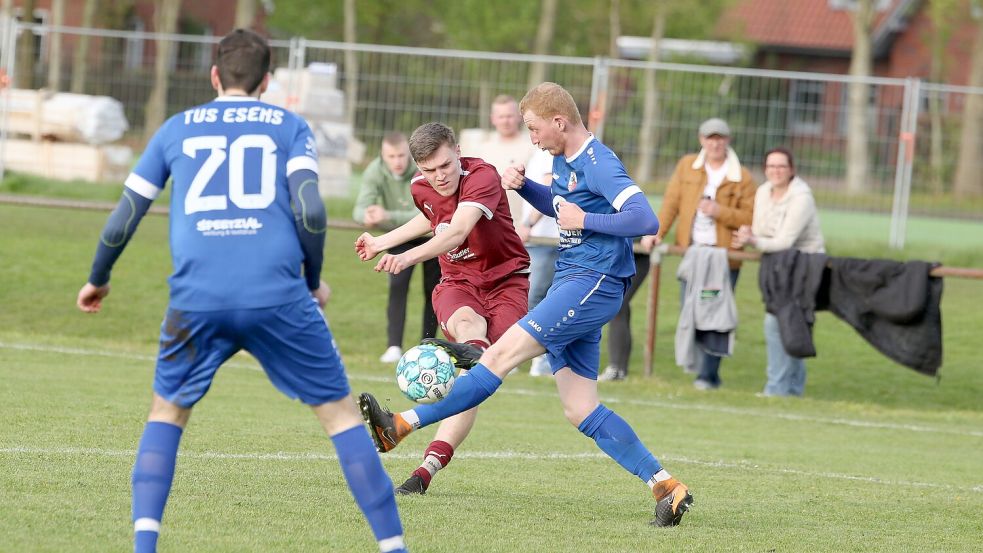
[733, 147, 825, 397]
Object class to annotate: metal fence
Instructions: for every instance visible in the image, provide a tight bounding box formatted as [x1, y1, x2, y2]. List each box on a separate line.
[2, 22, 983, 247]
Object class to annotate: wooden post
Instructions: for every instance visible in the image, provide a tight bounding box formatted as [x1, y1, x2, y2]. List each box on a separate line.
[643, 245, 663, 378]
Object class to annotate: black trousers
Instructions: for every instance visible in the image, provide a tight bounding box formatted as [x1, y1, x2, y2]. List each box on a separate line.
[386, 237, 441, 347]
[605, 253, 650, 374]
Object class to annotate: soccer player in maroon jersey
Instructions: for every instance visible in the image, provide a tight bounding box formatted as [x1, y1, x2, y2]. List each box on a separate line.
[355, 122, 530, 495]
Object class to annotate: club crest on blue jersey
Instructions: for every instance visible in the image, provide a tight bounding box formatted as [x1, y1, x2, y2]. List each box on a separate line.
[567, 172, 578, 191]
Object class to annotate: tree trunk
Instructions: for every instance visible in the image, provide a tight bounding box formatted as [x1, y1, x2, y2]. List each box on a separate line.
[527, 0, 557, 88]
[953, 14, 983, 198]
[70, 0, 97, 94]
[608, 0, 620, 58]
[634, 3, 666, 184]
[15, 0, 36, 89]
[344, 0, 358, 129]
[235, 0, 256, 30]
[143, 0, 180, 141]
[46, 0, 63, 91]
[926, 0, 959, 194]
[846, 0, 874, 195]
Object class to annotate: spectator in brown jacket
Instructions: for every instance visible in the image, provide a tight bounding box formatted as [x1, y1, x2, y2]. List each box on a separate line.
[651, 117, 755, 390]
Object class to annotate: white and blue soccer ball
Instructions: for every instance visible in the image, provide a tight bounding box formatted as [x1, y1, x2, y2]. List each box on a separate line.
[395, 344, 456, 404]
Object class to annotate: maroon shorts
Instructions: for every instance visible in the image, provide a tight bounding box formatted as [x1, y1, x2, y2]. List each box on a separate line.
[432, 273, 529, 343]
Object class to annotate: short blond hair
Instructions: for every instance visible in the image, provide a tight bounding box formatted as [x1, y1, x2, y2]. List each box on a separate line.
[491, 94, 518, 108]
[519, 82, 582, 126]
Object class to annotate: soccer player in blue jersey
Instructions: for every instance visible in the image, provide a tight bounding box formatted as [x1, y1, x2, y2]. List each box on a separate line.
[76, 30, 408, 553]
[359, 82, 693, 527]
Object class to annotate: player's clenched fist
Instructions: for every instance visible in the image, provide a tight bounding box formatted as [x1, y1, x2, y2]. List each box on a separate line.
[355, 232, 381, 261]
[556, 200, 586, 231]
[501, 164, 526, 190]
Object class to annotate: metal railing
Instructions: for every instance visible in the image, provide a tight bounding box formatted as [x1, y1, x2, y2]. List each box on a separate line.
[2, 22, 982, 247]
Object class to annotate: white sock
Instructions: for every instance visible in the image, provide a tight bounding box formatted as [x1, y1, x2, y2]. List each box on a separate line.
[400, 409, 420, 428]
[647, 469, 672, 490]
[378, 535, 407, 552]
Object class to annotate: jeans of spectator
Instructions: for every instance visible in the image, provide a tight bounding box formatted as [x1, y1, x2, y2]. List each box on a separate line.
[527, 244, 559, 310]
[386, 238, 440, 347]
[681, 268, 740, 386]
[763, 312, 806, 396]
[606, 253, 650, 374]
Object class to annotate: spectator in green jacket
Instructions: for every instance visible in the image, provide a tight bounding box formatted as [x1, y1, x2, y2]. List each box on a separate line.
[354, 132, 440, 363]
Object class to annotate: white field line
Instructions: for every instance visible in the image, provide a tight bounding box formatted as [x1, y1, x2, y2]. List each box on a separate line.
[3, 341, 982, 439]
[1, 445, 980, 495]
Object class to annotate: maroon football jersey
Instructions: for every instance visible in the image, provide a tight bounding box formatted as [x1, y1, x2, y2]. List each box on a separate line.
[410, 157, 530, 289]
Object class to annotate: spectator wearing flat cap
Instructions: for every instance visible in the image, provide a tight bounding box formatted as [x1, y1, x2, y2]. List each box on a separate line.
[639, 118, 755, 390]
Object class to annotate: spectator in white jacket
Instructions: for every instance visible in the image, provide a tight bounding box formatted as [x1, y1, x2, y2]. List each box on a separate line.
[732, 147, 825, 396]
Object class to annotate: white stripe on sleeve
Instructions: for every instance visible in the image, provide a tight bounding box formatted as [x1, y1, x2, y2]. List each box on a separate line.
[124, 173, 162, 200]
[459, 201, 493, 219]
[286, 156, 319, 176]
[611, 185, 642, 211]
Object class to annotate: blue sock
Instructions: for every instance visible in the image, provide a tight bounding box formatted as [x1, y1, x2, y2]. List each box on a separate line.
[578, 404, 663, 483]
[132, 421, 183, 553]
[415, 364, 501, 428]
[331, 426, 407, 553]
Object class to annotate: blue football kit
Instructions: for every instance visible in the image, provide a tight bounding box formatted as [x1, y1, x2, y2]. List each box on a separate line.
[519, 136, 651, 378]
[106, 97, 347, 407]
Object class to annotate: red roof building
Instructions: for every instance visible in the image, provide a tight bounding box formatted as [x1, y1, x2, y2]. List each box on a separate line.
[719, 0, 978, 85]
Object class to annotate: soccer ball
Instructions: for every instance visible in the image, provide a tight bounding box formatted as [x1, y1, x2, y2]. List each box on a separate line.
[395, 344, 457, 404]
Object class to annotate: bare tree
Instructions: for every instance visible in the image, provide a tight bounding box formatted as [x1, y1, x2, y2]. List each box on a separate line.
[926, 0, 960, 194]
[143, 0, 180, 140]
[14, 0, 36, 88]
[846, 0, 875, 195]
[527, 0, 557, 88]
[235, 0, 256, 30]
[70, 0, 97, 94]
[587, 0, 620, 135]
[608, 0, 621, 58]
[953, 4, 983, 197]
[634, 2, 668, 184]
[46, 0, 63, 91]
[344, 0, 358, 129]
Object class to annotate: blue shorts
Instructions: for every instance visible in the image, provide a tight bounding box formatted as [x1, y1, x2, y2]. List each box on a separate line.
[519, 268, 629, 379]
[155, 297, 349, 408]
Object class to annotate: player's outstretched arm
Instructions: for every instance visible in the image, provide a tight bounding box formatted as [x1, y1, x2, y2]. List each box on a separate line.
[373, 205, 483, 274]
[78, 188, 153, 313]
[355, 213, 431, 261]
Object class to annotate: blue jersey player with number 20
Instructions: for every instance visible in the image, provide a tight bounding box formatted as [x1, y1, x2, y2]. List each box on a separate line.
[76, 29, 408, 553]
[358, 82, 693, 528]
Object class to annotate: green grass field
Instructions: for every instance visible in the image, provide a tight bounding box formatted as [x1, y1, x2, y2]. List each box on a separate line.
[1, 202, 982, 552]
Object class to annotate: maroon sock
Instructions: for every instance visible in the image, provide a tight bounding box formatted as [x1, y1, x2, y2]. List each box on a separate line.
[412, 440, 455, 488]
[465, 339, 490, 351]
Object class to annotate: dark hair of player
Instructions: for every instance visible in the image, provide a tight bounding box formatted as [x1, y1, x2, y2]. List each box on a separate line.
[408, 122, 457, 163]
[215, 29, 271, 94]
